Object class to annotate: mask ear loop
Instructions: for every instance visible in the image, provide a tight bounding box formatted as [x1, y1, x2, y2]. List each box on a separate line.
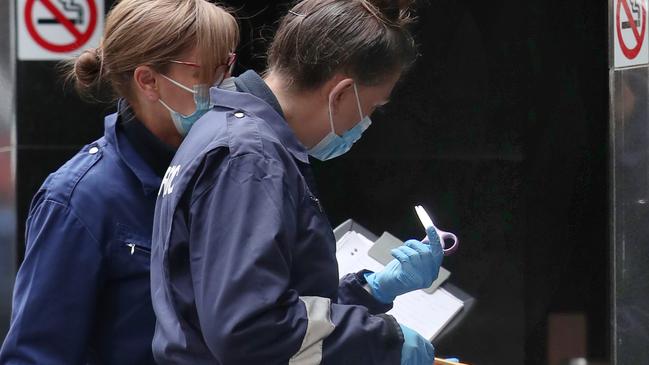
[352, 83, 364, 120]
[160, 74, 196, 94]
[157, 98, 185, 134]
[327, 92, 337, 135]
[157, 98, 175, 113]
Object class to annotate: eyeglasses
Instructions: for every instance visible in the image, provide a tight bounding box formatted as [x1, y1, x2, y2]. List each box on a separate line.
[170, 52, 237, 69]
[169, 52, 237, 83]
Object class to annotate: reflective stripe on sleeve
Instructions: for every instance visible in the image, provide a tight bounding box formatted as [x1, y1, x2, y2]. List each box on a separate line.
[289, 296, 336, 365]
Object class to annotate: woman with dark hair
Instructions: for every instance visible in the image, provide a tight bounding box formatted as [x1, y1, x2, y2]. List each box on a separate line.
[151, 1, 448, 364]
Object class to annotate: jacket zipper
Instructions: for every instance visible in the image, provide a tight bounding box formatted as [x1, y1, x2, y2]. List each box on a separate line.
[125, 242, 151, 255]
[310, 195, 323, 213]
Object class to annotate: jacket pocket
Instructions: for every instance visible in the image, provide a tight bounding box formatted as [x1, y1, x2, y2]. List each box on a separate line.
[108, 224, 153, 278]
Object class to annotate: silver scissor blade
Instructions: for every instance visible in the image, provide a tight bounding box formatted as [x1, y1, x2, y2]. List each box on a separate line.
[415, 205, 434, 230]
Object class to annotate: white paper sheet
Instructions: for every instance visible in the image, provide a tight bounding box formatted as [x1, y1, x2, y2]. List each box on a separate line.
[336, 231, 383, 275]
[388, 287, 464, 340]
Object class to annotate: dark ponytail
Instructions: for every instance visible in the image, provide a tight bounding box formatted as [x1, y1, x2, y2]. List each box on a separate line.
[362, 0, 416, 26]
[267, 0, 418, 91]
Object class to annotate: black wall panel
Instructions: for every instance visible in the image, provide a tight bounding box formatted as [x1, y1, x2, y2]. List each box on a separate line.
[13, 1, 609, 364]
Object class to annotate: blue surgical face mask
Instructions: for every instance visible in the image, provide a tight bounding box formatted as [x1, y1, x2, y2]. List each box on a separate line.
[308, 83, 372, 161]
[158, 74, 213, 136]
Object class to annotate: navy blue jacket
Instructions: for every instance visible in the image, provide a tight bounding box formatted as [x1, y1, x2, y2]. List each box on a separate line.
[0, 112, 162, 364]
[151, 71, 403, 364]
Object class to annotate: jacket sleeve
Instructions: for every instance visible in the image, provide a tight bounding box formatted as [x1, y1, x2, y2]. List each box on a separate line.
[0, 198, 103, 365]
[337, 270, 394, 314]
[188, 154, 403, 365]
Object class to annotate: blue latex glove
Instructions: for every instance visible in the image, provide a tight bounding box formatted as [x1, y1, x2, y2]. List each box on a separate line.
[365, 226, 444, 303]
[399, 323, 435, 365]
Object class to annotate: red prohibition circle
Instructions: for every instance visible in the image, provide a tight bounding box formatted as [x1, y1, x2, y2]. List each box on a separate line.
[25, 0, 98, 53]
[617, 0, 647, 59]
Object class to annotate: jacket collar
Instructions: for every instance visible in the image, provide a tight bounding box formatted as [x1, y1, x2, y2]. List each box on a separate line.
[212, 71, 309, 164]
[104, 112, 163, 195]
[118, 99, 176, 178]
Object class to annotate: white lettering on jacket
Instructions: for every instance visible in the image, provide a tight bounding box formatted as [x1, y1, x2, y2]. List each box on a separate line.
[159, 165, 181, 197]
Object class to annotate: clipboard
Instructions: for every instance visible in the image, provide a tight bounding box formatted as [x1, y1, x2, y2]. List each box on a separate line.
[333, 219, 475, 342]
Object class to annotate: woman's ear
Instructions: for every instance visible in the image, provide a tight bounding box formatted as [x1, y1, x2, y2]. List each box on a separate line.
[133, 66, 160, 102]
[327, 77, 355, 112]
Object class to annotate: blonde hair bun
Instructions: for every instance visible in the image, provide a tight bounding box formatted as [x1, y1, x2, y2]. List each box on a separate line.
[74, 48, 103, 88]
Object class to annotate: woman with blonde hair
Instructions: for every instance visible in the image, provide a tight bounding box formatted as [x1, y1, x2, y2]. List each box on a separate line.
[0, 0, 238, 364]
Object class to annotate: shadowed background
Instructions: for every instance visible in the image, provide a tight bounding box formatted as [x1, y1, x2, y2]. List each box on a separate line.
[5, 1, 609, 364]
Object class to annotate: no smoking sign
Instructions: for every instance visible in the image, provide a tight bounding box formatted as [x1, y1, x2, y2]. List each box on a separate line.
[614, 0, 649, 68]
[18, 0, 104, 60]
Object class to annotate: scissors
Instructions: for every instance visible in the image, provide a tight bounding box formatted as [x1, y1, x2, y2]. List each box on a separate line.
[415, 205, 459, 256]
